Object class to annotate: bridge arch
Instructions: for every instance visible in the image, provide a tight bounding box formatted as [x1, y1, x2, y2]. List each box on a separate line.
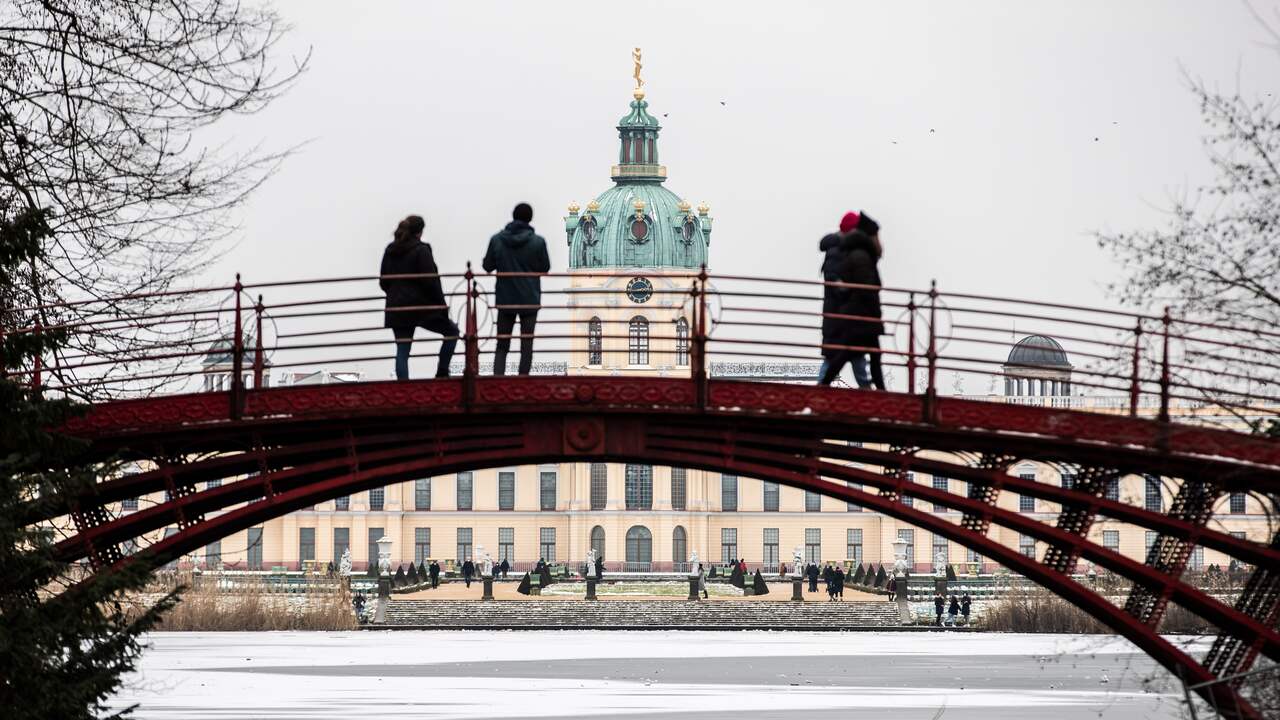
[42, 406, 1278, 718]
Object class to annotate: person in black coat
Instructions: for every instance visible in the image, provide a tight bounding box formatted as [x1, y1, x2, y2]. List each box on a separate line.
[818, 212, 859, 382]
[834, 566, 845, 601]
[947, 594, 960, 626]
[818, 212, 885, 389]
[428, 560, 440, 589]
[806, 562, 819, 592]
[483, 203, 552, 376]
[380, 215, 459, 379]
[960, 592, 972, 625]
[462, 559, 475, 588]
[594, 554, 604, 580]
[934, 593, 945, 626]
[499, 558, 510, 579]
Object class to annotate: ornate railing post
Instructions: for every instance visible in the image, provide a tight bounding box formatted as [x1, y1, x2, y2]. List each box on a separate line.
[230, 273, 244, 420]
[1159, 306, 1171, 423]
[253, 294, 265, 389]
[692, 265, 709, 411]
[905, 291, 917, 395]
[1129, 318, 1143, 417]
[463, 262, 479, 409]
[924, 280, 939, 423]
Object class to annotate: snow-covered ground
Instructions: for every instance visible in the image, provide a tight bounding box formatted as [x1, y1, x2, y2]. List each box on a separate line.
[110, 631, 1211, 719]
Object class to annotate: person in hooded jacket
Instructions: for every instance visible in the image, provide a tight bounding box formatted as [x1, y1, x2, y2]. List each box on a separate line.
[818, 212, 885, 388]
[483, 203, 552, 375]
[381, 215, 459, 379]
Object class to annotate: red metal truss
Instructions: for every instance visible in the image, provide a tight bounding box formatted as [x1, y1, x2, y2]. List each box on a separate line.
[49, 411, 1271, 719]
[38, 377, 1280, 719]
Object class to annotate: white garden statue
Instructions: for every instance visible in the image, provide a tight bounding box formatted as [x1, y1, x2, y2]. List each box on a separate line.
[687, 550, 699, 576]
[792, 546, 804, 577]
[478, 545, 494, 578]
[933, 550, 948, 577]
[339, 548, 352, 577]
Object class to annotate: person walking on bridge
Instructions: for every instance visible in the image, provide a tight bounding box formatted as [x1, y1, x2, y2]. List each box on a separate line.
[483, 203, 551, 376]
[381, 215, 459, 379]
[818, 212, 885, 389]
[818, 211, 857, 383]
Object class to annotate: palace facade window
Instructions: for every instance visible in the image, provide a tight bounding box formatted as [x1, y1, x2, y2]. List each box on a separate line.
[628, 316, 649, 365]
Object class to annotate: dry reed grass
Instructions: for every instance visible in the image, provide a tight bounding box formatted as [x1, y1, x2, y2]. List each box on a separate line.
[127, 572, 358, 631]
[980, 588, 1219, 634]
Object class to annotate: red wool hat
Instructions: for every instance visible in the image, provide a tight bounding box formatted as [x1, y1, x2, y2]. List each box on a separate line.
[839, 211, 861, 234]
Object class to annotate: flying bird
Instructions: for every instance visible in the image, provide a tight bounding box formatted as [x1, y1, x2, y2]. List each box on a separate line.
[719, 101, 726, 106]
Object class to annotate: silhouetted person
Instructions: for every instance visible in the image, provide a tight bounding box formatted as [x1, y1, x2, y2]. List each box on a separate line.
[499, 558, 510, 579]
[594, 554, 604, 580]
[960, 592, 972, 625]
[462, 558, 475, 588]
[806, 562, 819, 592]
[934, 593, 945, 626]
[818, 211, 857, 383]
[947, 594, 960, 626]
[381, 215, 458, 379]
[834, 566, 845, 601]
[819, 212, 884, 389]
[428, 560, 440, 589]
[484, 203, 551, 375]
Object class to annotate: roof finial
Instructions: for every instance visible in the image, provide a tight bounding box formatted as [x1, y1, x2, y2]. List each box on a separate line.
[632, 47, 645, 99]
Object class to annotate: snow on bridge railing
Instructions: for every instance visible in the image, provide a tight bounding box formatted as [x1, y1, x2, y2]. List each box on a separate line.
[3, 268, 1277, 430]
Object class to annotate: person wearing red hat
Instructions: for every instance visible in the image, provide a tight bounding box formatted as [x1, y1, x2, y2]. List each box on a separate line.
[818, 212, 861, 383]
[819, 212, 885, 389]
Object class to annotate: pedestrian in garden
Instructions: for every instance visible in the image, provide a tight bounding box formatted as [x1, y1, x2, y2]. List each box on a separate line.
[380, 214, 459, 380]
[594, 554, 604, 580]
[960, 592, 972, 625]
[698, 563, 708, 599]
[806, 562, 819, 593]
[947, 594, 960, 626]
[483, 202, 551, 376]
[817, 211, 856, 382]
[462, 558, 475, 588]
[428, 559, 440, 589]
[738, 558, 747, 575]
[818, 212, 885, 389]
[834, 566, 845, 601]
[499, 558, 510, 579]
[934, 593, 945, 626]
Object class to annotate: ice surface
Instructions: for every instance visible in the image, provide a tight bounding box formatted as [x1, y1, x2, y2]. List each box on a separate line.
[109, 631, 1207, 719]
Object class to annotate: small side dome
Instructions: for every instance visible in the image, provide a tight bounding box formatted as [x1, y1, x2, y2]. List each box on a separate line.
[1006, 335, 1072, 368]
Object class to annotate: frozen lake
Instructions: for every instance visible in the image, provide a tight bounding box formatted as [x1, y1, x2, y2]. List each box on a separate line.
[110, 631, 1208, 719]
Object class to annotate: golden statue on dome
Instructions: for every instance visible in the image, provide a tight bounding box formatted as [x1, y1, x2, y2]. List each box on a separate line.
[632, 47, 644, 98]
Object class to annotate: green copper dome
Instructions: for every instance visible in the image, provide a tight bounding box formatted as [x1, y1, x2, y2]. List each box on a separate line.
[565, 91, 712, 269]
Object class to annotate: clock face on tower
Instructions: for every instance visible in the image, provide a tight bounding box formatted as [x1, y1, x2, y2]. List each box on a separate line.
[625, 276, 653, 304]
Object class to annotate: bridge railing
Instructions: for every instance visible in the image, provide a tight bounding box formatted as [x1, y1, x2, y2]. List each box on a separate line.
[2, 268, 1277, 429]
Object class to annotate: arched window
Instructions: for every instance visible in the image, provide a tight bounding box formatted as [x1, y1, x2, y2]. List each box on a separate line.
[675, 317, 689, 366]
[625, 525, 653, 570]
[672, 525, 687, 572]
[588, 317, 603, 366]
[625, 464, 653, 510]
[590, 525, 606, 562]
[628, 316, 649, 365]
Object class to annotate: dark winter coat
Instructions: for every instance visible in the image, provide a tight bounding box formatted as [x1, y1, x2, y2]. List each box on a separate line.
[961, 595, 972, 616]
[482, 221, 551, 309]
[830, 231, 884, 344]
[819, 233, 850, 357]
[462, 560, 475, 579]
[948, 598, 960, 615]
[934, 596, 946, 614]
[428, 562, 440, 578]
[380, 239, 448, 328]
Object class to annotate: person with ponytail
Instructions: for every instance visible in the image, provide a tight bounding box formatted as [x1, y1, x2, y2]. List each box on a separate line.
[380, 214, 459, 379]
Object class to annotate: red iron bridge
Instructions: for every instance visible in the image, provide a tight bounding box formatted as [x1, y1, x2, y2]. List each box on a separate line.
[7, 268, 1280, 718]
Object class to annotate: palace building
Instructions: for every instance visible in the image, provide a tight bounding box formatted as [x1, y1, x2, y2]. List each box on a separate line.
[122, 74, 1268, 578]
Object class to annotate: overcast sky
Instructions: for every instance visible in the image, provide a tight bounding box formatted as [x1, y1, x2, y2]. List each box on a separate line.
[207, 0, 1277, 315]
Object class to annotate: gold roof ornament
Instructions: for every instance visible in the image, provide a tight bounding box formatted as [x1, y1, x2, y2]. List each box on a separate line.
[697, 200, 710, 216]
[586, 199, 600, 213]
[567, 201, 581, 215]
[677, 199, 691, 212]
[632, 47, 645, 100]
[632, 198, 647, 218]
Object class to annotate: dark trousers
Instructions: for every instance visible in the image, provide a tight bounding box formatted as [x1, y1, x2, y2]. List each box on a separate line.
[819, 335, 885, 389]
[494, 309, 538, 376]
[393, 316, 459, 379]
[430, 574, 438, 589]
